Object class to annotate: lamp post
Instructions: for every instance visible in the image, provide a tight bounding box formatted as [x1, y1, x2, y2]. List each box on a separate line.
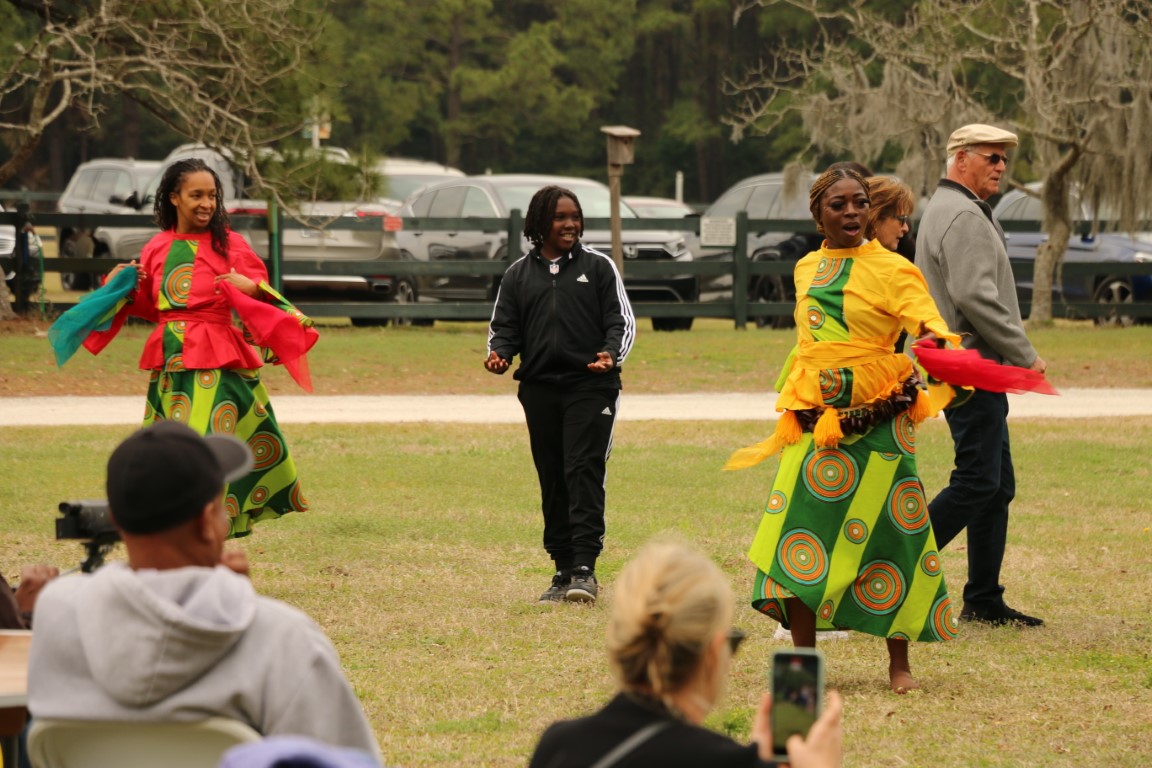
[600, 125, 640, 272]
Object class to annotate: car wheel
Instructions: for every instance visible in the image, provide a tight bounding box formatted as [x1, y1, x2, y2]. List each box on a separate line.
[1092, 276, 1136, 327]
[651, 317, 693, 332]
[752, 275, 795, 329]
[390, 277, 433, 328]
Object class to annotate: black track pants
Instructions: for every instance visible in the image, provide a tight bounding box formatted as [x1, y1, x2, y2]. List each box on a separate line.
[517, 382, 619, 570]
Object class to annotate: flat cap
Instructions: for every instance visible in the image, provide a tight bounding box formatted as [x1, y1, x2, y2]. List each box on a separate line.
[946, 124, 1019, 155]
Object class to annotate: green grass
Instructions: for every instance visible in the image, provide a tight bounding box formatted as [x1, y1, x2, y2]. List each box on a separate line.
[4, 417, 1151, 767]
[2, 318, 1151, 396]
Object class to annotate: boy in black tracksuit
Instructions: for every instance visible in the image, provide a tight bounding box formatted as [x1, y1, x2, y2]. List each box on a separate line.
[485, 185, 636, 604]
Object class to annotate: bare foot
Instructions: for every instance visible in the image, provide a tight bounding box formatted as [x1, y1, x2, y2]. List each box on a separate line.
[889, 668, 919, 694]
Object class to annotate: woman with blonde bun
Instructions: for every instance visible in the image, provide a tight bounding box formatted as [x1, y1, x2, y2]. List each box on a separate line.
[529, 541, 842, 768]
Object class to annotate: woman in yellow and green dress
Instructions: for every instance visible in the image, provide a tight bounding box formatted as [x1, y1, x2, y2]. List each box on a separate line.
[725, 168, 960, 693]
[51, 158, 318, 538]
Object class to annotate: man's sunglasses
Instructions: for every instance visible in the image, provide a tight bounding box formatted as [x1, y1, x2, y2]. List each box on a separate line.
[727, 627, 747, 655]
[969, 150, 1010, 166]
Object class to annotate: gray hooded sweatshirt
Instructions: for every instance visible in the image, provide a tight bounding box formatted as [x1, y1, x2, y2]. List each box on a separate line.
[28, 562, 380, 758]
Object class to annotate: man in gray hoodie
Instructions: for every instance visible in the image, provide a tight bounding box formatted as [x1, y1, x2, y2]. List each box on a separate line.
[28, 422, 380, 757]
[915, 123, 1048, 628]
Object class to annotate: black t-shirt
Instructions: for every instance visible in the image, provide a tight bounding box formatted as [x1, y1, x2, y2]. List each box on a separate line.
[529, 693, 776, 768]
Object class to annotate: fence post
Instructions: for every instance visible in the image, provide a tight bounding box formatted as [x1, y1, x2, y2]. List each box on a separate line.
[14, 202, 31, 314]
[507, 209, 523, 262]
[732, 211, 750, 329]
[268, 200, 283, 293]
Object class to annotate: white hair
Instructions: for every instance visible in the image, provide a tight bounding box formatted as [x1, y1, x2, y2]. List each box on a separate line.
[945, 145, 971, 171]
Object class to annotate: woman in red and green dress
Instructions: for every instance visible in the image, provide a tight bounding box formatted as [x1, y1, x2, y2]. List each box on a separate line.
[54, 158, 318, 538]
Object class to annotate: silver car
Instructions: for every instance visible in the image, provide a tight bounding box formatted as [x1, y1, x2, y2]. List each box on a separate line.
[56, 157, 162, 289]
[391, 174, 698, 330]
[95, 145, 400, 299]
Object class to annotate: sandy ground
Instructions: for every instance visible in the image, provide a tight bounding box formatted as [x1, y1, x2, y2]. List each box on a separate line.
[1, 389, 1149, 426]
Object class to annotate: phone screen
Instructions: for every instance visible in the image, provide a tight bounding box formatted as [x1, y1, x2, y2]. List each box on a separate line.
[770, 650, 824, 758]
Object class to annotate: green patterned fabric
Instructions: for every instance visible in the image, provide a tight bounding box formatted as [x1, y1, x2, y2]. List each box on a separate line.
[143, 367, 306, 538]
[747, 245, 957, 642]
[748, 423, 956, 641]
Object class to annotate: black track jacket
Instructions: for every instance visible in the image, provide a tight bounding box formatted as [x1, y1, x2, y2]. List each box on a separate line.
[486, 242, 636, 390]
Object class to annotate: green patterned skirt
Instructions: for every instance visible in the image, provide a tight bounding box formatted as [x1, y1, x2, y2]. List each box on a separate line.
[142, 367, 308, 538]
[747, 411, 957, 642]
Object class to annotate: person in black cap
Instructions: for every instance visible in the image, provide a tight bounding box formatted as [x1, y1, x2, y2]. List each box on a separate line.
[27, 422, 381, 757]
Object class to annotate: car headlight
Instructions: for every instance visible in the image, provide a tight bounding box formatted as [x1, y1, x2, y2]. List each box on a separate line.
[1133, 251, 1152, 263]
[666, 236, 693, 261]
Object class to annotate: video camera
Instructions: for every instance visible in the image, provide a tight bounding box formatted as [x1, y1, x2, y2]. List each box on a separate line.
[57, 500, 121, 572]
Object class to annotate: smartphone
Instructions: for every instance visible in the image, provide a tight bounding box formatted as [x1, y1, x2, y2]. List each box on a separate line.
[769, 648, 825, 760]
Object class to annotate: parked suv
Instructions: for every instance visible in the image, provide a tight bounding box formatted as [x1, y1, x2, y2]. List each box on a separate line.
[56, 158, 162, 289]
[694, 172, 821, 328]
[95, 144, 400, 300]
[993, 182, 1152, 326]
[390, 174, 698, 330]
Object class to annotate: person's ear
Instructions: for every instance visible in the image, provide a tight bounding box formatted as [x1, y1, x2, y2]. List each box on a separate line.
[194, 500, 218, 544]
[195, 494, 228, 546]
[700, 629, 727, 678]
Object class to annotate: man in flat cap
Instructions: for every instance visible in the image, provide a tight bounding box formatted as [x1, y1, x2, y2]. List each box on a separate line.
[915, 123, 1047, 628]
[28, 422, 381, 757]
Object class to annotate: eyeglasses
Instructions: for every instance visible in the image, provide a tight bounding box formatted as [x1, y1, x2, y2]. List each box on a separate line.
[726, 627, 747, 655]
[894, 215, 911, 225]
[969, 150, 1010, 166]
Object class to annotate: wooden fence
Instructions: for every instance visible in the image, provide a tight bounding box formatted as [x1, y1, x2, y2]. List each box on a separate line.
[2, 201, 1150, 326]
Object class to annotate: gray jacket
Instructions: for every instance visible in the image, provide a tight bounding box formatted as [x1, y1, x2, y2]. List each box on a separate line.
[28, 563, 380, 758]
[915, 180, 1038, 367]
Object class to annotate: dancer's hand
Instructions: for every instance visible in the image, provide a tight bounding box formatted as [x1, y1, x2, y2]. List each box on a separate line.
[484, 351, 509, 374]
[587, 351, 614, 372]
[107, 260, 146, 285]
[215, 268, 260, 297]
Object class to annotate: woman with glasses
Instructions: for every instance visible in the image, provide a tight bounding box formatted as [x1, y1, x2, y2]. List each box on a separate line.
[727, 166, 960, 694]
[864, 176, 915, 253]
[528, 540, 843, 767]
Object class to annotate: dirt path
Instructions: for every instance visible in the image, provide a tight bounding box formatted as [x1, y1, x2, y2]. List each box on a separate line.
[2, 389, 1149, 426]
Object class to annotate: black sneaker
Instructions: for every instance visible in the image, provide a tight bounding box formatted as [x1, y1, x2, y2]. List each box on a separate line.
[960, 602, 1044, 627]
[566, 566, 598, 603]
[538, 572, 570, 604]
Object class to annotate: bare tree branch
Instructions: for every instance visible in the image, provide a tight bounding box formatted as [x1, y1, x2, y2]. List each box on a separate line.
[0, 0, 325, 208]
[727, 0, 1152, 325]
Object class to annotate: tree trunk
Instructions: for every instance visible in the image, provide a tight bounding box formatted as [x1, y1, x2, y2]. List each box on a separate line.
[0, 281, 15, 320]
[1030, 147, 1081, 326]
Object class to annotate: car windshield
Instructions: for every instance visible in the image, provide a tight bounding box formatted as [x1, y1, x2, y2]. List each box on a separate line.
[385, 174, 459, 202]
[495, 182, 636, 219]
[707, 186, 755, 217]
[133, 167, 158, 189]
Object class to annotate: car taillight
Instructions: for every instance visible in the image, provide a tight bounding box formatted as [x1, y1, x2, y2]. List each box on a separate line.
[383, 214, 403, 232]
[355, 210, 385, 218]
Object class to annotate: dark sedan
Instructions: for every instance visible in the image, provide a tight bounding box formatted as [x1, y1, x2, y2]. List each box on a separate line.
[992, 185, 1152, 326]
[389, 174, 698, 330]
[691, 172, 822, 328]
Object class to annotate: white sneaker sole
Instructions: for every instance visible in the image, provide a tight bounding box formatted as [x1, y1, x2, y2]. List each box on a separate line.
[565, 587, 597, 603]
[772, 626, 852, 641]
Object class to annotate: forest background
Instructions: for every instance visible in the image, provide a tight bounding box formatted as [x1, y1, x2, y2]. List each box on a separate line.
[0, 0, 917, 205]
